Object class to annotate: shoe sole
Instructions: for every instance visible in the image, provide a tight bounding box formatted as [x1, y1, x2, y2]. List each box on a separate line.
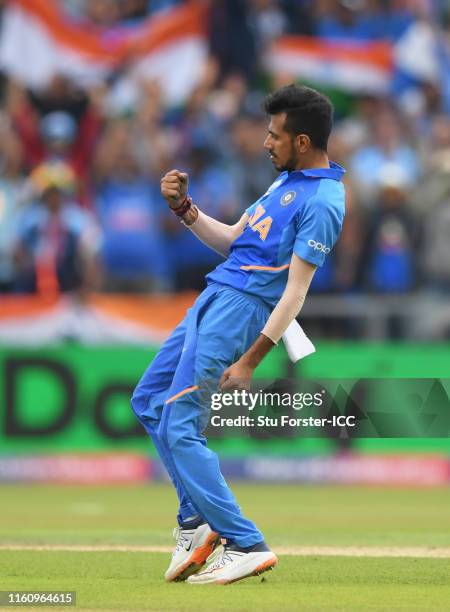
[166, 532, 221, 582]
[190, 555, 278, 585]
[224, 556, 278, 584]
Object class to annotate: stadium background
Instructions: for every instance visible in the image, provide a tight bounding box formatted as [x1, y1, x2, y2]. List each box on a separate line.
[0, 0, 450, 589]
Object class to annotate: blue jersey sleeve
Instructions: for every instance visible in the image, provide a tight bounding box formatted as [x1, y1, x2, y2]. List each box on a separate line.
[294, 195, 344, 266]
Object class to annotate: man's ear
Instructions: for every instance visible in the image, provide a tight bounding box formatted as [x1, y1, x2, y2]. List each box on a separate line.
[295, 133, 311, 154]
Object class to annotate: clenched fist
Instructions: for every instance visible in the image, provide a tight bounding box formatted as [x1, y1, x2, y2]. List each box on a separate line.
[160, 169, 189, 210]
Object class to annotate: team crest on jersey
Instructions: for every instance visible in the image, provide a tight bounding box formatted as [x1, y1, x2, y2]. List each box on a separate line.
[280, 190, 296, 206]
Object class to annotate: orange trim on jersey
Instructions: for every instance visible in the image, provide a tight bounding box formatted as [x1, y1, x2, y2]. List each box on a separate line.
[240, 264, 290, 272]
[166, 385, 199, 405]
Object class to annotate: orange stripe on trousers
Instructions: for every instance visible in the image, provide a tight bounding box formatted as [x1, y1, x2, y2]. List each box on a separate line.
[165, 385, 199, 405]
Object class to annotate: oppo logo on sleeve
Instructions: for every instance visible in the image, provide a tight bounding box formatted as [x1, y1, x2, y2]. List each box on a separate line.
[308, 239, 330, 254]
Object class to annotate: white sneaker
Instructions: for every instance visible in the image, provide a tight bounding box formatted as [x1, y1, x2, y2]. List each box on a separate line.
[164, 523, 220, 582]
[186, 545, 278, 585]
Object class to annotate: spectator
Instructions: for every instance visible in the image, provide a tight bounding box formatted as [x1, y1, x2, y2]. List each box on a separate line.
[316, 0, 413, 42]
[349, 108, 420, 202]
[13, 162, 99, 295]
[331, 179, 366, 292]
[420, 189, 450, 292]
[8, 76, 103, 206]
[362, 165, 419, 293]
[93, 121, 171, 292]
[333, 95, 385, 156]
[249, 0, 288, 47]
[209, 0, 258, 81]
[414, 115, 450, 291]
[206, 71, 248, 126]
[316, 0, 383, 41]
[169, 82, 225, 161]
[0, 0, 447, 315]
[0, 129, 27, 292]
[133, 80, 185, 180]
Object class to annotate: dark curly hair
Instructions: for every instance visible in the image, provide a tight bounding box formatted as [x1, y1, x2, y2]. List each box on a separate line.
[263, 84, 333, 151]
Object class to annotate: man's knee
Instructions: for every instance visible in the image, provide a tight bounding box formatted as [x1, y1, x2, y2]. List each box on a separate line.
[132, 386, 166, 441]
[131, 382, 159, 429]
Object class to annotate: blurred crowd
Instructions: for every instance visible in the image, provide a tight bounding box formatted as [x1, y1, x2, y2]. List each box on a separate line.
[0, 0, 449, 297]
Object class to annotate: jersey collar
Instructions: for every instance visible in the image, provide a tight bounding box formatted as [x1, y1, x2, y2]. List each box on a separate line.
[291, 161, 346, 181]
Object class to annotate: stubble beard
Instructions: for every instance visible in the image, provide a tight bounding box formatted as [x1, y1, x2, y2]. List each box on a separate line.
[273, 140, 298, 173]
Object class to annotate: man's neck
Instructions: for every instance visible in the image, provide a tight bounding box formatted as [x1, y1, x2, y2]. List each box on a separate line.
[295, 150, 329, 171]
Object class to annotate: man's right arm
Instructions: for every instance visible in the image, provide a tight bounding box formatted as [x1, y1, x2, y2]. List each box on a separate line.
[188, 210, 248, 257]
[161, 168, 248, 257]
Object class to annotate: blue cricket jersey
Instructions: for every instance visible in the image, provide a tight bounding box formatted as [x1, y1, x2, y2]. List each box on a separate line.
[206, 162, 346, 307]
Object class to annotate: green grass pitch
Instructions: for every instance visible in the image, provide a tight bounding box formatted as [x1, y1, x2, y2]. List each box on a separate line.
[1, 484, 450, 611]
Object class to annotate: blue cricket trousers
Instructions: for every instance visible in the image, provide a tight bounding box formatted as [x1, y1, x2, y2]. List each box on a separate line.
[131, 282, 270, 547]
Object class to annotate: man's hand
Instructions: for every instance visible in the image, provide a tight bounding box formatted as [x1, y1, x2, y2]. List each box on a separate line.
[220, 334, 276, 391]
[219, 359, 254, 392]
[161, 169, 189, 210]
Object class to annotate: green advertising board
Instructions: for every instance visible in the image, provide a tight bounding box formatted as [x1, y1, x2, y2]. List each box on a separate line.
[0, 343, 449, 455]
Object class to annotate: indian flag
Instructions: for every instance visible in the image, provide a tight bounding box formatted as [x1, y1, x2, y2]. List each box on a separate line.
[266, 36, 394, 94]
[0, 0, 208, 105]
